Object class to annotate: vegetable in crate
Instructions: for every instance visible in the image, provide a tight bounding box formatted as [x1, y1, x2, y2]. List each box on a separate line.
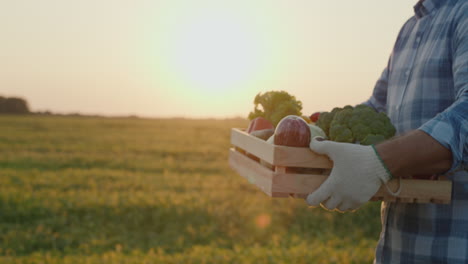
[248, 91, 303, 127]
[274, 115, 311, 147]
[247, 117, 274, 133]
[247, 117, 275, 141]
[316, 104, 396, 145]
[309, 112, 321, 123]
[250, 129, 275, 141]
[308, 124, 327, 140]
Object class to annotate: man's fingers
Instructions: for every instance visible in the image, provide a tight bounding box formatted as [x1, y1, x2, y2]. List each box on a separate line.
[337, 201, 357, 212]
[306, 184, 331, 207]
[322, 196, 341, 211]
[309, 137, 330, 155]
[309, 137, 343, 157]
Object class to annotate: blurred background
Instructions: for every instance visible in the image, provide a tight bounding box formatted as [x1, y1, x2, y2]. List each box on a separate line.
[1, 0, 412, 118]
[1, 1, 414, 263]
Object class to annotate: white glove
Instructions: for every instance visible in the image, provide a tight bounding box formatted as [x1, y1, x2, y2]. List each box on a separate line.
[306, 137, 393, 212]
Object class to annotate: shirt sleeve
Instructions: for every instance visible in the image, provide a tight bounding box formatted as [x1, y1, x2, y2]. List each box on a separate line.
[419, 3, 468, 172]
[363, 64, 390, 113]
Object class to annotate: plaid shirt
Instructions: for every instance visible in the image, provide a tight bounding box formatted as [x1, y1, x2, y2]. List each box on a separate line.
[364, 0, 468, 263]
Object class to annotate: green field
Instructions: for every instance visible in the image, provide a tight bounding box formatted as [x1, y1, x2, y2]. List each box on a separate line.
[0, 115, 382, 263]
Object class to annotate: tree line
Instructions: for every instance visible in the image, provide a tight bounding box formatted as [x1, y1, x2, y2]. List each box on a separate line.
[0, 96, 30, 114]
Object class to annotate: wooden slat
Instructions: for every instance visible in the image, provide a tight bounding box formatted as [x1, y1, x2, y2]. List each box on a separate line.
[272, 145, 332, 168]
[399, 198, 415, 203]
[275, 166, 287, 173]
[272, 172, 328, 195]
[414, 198, 431, 204]
[229, 148, 274, 196]
[231, 128, 332, 168]
[231, 128, 275, 164]
[271, 172, 451, 204]
[229, 131, 453, 204]
[229, 148, 452, 203]
[374, 179, 452, 204]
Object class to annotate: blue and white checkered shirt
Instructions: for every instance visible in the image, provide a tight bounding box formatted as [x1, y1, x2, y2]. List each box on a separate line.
[364, 0, 468, 263]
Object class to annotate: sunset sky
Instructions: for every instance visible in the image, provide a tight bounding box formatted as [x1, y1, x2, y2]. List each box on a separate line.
[0, 0, 414, 118]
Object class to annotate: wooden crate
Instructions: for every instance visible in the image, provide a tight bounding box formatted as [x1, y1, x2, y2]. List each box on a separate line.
[229, 128, 452, 204]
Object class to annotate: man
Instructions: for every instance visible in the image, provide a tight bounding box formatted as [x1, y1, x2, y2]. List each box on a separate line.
[306, 0, 467, 263]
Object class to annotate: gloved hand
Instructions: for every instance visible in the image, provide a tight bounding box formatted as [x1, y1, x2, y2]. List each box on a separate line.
[306, 137, 393, 212]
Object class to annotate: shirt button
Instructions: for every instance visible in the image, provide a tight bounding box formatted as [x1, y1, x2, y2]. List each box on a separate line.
[405, 70, 410, 76]
[416, 37, 421, 42]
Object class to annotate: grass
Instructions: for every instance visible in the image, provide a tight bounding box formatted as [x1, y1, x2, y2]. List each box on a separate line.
[0, 115, 382, 263]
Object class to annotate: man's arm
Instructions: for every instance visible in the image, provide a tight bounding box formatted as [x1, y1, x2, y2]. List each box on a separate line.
[306, 128, 457, 212]
[377, 4, 467, 179]
[375, 130, 453, 178]
[307, 4, 467, 211]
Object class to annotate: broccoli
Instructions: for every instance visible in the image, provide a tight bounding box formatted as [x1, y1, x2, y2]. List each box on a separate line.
[248, 91, 303, 126]
[315, 106, 346, 136]
[316, 104, 396, 145]
[329, 124, 353, 143]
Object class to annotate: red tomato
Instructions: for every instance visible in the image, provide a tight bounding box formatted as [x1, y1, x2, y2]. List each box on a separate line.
[247, 117, 274, 133]
[309, 112, 321, 123]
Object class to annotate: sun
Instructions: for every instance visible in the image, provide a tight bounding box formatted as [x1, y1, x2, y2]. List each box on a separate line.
[168, 9, 262, 96]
